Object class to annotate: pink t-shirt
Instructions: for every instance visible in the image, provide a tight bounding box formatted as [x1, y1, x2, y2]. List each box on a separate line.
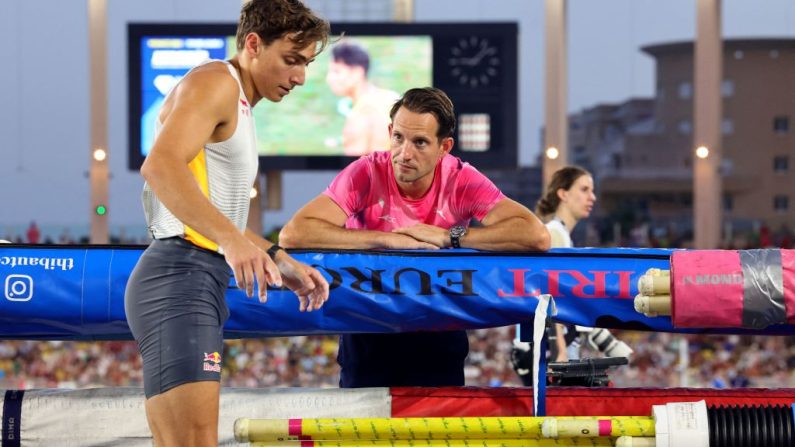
[323, 152, 505, 231]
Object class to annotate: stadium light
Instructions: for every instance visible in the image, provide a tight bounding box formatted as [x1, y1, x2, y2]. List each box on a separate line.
[93, 148, 107, 162]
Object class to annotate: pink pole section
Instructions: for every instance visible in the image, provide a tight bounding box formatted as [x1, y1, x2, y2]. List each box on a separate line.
[785, 250, 795, 324]
[671, 250, 743, 328]
[671, 249, 795, 328]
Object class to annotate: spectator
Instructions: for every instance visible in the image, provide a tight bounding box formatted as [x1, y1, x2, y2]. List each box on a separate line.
[26, 221, 40, 244]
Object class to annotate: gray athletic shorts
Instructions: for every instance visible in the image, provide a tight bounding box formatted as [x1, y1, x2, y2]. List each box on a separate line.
[125, 237, 231, 398]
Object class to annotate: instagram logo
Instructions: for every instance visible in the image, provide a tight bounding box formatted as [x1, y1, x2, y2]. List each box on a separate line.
[5, 275, 33, 301]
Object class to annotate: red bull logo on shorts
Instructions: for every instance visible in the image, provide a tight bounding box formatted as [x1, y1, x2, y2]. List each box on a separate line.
[202, 351, 222, 373]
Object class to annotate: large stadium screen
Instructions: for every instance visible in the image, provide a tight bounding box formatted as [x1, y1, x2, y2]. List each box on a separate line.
[129, 23, 518, 171]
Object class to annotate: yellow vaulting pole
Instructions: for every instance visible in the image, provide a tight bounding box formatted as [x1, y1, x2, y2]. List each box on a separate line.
[251, 439, 616, 447]
[234, 416, 655, 442]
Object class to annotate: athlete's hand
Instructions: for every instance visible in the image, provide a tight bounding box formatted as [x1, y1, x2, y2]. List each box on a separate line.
[222, 235, 282, 302]
[380, 231, 439, 250]
[272, 252, 330, 312]
[391, 224, 448, 248]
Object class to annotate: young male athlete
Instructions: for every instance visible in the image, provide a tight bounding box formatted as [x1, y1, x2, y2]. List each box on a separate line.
[125, 1, 330, 445]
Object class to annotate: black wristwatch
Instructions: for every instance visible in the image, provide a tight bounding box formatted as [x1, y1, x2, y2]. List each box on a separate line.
[449, 225, 467, 248]
[266, 244, 285, 259]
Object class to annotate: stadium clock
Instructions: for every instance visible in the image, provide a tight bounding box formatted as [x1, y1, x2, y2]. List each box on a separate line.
[447, 35, 501, 88]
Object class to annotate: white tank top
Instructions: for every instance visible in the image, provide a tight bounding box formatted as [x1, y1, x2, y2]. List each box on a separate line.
[142, 60, 258, 254]
[546, 218, 573, 248]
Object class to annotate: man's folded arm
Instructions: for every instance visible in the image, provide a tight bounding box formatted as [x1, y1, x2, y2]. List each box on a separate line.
[280, 195, 433, 250]
[461, 198, 551, 252]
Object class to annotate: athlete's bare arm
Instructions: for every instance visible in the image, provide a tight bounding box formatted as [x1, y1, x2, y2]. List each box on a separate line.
[342, 104, 391, 155]
[341, 111, 371, 155]
[141, 62, 281, 300]
[244, 229, 328, 311]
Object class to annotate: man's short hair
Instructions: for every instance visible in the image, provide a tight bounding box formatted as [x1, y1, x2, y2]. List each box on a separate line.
[390, 87, 456, 140]
[331, 41, 370, 75]
[236, 0, 330, 53]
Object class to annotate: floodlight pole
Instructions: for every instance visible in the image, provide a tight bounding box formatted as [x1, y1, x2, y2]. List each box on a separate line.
[393, 0, 414, 22]
[543, 0, 568, 192]
[693, 0, 722, 249]
[88, 0, 109, 244]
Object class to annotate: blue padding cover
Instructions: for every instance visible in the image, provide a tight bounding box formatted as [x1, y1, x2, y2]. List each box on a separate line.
[1, 245, 793, 340]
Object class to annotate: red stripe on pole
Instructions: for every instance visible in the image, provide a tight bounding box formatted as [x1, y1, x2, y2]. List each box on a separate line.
[289, 418, 302, 436]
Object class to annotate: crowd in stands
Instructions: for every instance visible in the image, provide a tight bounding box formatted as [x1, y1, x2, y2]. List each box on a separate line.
[1, 222, 794, 390]
[2, 221, 151, 245]
[2, 330, 794, 390]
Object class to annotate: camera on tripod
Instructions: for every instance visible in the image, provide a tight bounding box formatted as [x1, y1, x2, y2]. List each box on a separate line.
[547, 356, 629, 387]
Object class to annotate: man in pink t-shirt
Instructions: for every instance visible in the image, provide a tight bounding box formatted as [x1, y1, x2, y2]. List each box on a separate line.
[281, 87, 550, 387]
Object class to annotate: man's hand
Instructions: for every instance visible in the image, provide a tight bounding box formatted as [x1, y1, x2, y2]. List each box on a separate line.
[380, 231, 439, 250]
[222, 235, 282, 303]
[272, 252, 330, 312]
[391, 223, 449, 248]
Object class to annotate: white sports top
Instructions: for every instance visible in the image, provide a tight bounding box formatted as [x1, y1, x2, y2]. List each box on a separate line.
[142, 60, 258, 254]
[546, 218, 573, 248]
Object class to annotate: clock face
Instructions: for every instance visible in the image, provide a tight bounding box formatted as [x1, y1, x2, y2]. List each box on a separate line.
[448, 35, 501, 88]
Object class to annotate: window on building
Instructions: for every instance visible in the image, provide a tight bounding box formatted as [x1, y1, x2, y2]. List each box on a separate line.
[774, 195, 789, 212]
[723, 194, 733, 212]
[720, 158, 734, 176]
[721, 79, 734, 97]
[722, 119, 734, 135]
[773, 116, 789, 133]
[678, 82, 692, 99]
[572, 146, 588, 166]
[774, 156, 789, 173]
[678, 120, 692, 134]
[612, 153, 622, 170]
[605, 125, 621, 141]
